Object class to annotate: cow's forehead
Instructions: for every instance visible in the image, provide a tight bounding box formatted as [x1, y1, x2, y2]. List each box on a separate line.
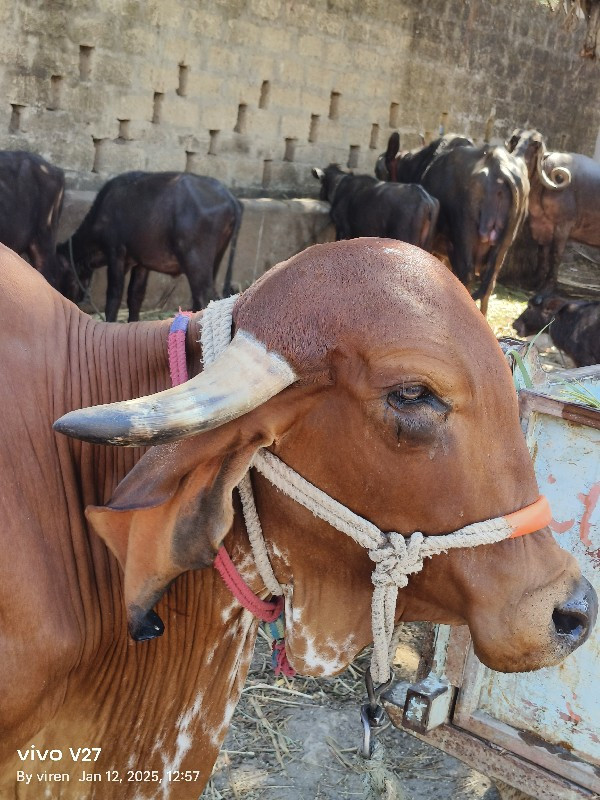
[234, 238, 499, 375]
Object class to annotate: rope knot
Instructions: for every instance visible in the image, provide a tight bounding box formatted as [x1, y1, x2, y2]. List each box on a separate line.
[369, 531, 425, 589]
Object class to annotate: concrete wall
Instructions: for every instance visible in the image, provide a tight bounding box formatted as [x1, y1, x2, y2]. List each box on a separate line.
[0, 0, 598, 197]
[58, 191, 334, 315]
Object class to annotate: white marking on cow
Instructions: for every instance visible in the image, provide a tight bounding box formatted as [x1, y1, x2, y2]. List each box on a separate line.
[284, 589, 357, 675]
[270, 541, 288, 561]
[204, 640, 218, 665]
[156, 609, 258, 798]
[220, 598, 238, 622]
[208, 697, 239, 749]
[235, 551, 255, 575]
[292, 631, 356, 675]
[159, 692, 206, 799]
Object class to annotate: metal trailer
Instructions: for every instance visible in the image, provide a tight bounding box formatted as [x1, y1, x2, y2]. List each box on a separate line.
[384, 364, 600, 800]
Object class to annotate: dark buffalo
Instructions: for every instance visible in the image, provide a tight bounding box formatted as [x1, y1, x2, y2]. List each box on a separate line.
[312, 164, 439, 251]
[57, 171, 243, 322]
[507, 128, 600, 290]
[0, 151, 64, 281]
[513, 293, 600, 367]
[377, 135, 529, 316]
[374, 131, 474, 182]
[422, 144, 529, 316]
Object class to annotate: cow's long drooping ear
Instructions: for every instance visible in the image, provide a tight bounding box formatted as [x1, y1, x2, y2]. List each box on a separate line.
[86, 425, 272, 641]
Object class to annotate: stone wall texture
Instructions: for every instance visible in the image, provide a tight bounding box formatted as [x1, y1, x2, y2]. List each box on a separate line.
[0, 0, 598, 197]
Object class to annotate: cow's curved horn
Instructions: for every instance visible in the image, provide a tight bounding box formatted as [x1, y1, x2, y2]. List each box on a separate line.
[53, 331, 297, 446]
[537, 149, 571, 190]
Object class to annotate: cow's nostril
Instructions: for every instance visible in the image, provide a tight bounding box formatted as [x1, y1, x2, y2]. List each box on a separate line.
[552, 608, 585, 638]
[551, 576, 598, 649]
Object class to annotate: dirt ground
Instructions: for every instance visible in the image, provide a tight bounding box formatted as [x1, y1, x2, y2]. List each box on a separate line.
[194, 286, 567, 800]
[201, 626, 501, 800]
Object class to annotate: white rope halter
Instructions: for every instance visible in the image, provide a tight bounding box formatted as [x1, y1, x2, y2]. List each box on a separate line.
[201, 296, 516, 684]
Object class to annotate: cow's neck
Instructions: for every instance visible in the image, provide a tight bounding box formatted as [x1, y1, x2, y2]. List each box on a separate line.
[327, 170, 347, 203]
[67, 312, 199, 409]
[59, 311, 207, 629]
[37, 309, 264, 796]
[30, 512, 261, 797]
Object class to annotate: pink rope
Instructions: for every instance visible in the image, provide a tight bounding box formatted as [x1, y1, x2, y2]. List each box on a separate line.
[272, 641, 296, 677]
[214, 547, 284, 622]
[168, 310, 193, 387]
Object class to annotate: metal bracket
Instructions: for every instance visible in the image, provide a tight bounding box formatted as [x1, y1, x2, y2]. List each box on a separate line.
[402, 674, 453, 734]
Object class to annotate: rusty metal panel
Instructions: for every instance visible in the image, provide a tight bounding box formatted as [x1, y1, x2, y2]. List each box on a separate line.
[474, 387, 600, 767]
[386, 367, 600, 798]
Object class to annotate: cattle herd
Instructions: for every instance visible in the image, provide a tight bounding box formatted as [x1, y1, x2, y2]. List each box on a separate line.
[1, 120, 600, 800]
[1, 235, 596, 800]
[2, 127, 599, 364]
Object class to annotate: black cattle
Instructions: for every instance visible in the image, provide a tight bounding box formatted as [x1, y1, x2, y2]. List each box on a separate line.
[312, 164, 439, 251]
[0, 151, 64, 281]
[513, 293, 600, 367]
[374, 132, 474, 182]
[57, 171, 242, 322]
[377, 135, 529, 316]
[420, 144, 529, 316]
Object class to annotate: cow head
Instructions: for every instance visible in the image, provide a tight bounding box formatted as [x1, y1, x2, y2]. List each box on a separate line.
[55, 239, 596, 675]
[471, 147, 530, 248]
[55, 239, 96, 304]
[513, 292, 572, 337]
[311, 164, 347, 203]
[506, 128, 571, 190]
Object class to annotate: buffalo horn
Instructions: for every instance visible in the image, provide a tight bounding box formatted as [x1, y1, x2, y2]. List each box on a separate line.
[53, 330, 297, 446]
[537, 149, 571, 190]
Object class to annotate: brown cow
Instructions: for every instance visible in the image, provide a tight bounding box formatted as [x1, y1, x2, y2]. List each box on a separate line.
[507, 128, 600, 290]
[0, 239, 595, 799]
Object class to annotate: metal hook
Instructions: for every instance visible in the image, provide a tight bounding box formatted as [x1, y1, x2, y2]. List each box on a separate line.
[365, 668, 394, 710]
[359, 668, 394, 758]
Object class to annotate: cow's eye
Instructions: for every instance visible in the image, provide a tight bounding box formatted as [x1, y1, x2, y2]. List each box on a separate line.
[387, 384, 430, 407]
[386, 385, 449, 443]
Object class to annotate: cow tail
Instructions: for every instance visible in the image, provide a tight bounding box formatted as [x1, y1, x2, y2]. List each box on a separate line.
[222, 198, 243, 297]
